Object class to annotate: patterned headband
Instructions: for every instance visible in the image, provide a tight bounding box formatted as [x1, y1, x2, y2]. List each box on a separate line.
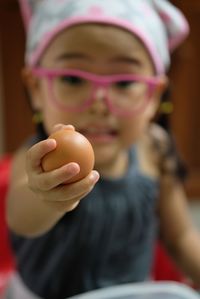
[19, 0, 189, 74]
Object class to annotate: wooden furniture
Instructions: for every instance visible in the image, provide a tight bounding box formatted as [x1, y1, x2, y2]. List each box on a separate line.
[0, 0, 200, 197]
[0, 0, 34, 154]
[168, 1, 200, 197]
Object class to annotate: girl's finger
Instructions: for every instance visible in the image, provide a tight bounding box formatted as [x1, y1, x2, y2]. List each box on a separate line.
[44, 191, 90, 213]
[43, 170, 99, 201]
[44, 186, 93, 209]
[45, 199, 80, 213]
[37, 163, 81, 191]
[26, 139, 57, 173]
[52, 123, 75, 133]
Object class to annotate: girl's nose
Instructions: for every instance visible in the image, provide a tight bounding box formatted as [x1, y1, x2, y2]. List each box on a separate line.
[89, 87, 110, 116]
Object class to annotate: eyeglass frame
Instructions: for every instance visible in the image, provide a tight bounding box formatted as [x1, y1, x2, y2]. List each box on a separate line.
[31, 67, 161, 118]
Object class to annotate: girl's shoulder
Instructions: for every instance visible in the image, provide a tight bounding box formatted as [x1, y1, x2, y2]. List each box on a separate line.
[144, 123, 181, 177]
[147, 123, 170, 156]
[138, 123, 179, 179]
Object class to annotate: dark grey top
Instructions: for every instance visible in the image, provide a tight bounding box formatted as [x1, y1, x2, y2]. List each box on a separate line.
[10, 140, 159, 299]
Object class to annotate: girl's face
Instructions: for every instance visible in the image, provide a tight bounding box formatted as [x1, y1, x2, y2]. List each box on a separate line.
[27, 24, 166, 176]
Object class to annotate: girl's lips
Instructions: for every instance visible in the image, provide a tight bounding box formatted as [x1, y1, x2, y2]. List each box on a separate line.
[79, 128, 118, 143]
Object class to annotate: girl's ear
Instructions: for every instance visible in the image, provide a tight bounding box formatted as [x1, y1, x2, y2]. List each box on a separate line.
[146, 75, 169, 118]
[21, 67, 42, 110]
[155, 75, 169, 99]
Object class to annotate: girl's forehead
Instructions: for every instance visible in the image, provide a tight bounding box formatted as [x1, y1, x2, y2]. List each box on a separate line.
[43, 24, 151, 59]
[41, 24, 154, 74]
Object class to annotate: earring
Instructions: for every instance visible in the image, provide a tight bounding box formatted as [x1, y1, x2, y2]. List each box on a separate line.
[159, 101, 173, 114]
[32, 111, 43, 124]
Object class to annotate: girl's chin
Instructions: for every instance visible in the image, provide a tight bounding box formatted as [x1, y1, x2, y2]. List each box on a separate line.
[93, 147, 128, 176]
[93, 148, 117, 166]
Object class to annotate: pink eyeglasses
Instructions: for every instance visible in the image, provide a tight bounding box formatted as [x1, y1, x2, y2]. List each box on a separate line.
[32, 67, 161, 117]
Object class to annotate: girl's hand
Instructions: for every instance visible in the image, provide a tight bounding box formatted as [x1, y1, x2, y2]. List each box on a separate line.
[26, 124, 99, 213]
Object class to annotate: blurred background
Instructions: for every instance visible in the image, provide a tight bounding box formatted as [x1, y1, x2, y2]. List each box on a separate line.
[0, 0, 200, 202]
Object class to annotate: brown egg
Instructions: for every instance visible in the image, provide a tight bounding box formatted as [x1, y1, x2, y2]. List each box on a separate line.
[42, 129, 95, 183]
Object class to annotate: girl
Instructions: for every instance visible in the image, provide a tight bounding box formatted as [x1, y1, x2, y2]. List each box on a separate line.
[5, 0, 200, 298]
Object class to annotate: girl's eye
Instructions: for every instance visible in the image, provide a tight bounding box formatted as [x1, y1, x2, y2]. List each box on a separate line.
[59, 75, 84, 85]
[115, 80, 136, 88]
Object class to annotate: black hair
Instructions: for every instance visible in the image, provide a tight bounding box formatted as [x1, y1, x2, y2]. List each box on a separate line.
[155, 85, 188, 180]
[36, 121, 48, 139]
[23, 86, 48, 140]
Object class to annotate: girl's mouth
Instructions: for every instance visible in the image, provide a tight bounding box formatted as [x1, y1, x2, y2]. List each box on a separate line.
[79, 127, 118, 143]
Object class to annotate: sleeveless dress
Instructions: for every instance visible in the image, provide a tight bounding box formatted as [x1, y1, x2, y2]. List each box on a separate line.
[9, 143, 160, 299]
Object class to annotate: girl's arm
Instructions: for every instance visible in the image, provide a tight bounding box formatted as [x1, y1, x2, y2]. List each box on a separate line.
[156, 128, 200, 285]
[158, 174, 200, 285]
[6, 141, 99, 238]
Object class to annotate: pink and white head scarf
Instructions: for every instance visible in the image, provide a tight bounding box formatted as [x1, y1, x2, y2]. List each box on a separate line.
[18, 0, 189, 74]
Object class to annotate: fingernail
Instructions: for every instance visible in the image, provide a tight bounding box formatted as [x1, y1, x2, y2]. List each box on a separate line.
[65, 163, 80, 174]
[53, 123, 63, 129]
[47, 139, 56, 147]
[65, 125, 75, 130]
[91, 171, 100, 183]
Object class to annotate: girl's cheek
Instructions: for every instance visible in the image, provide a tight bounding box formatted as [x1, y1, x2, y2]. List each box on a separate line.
[120, 119, 145, 145]
[43, 107, 74, 130]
